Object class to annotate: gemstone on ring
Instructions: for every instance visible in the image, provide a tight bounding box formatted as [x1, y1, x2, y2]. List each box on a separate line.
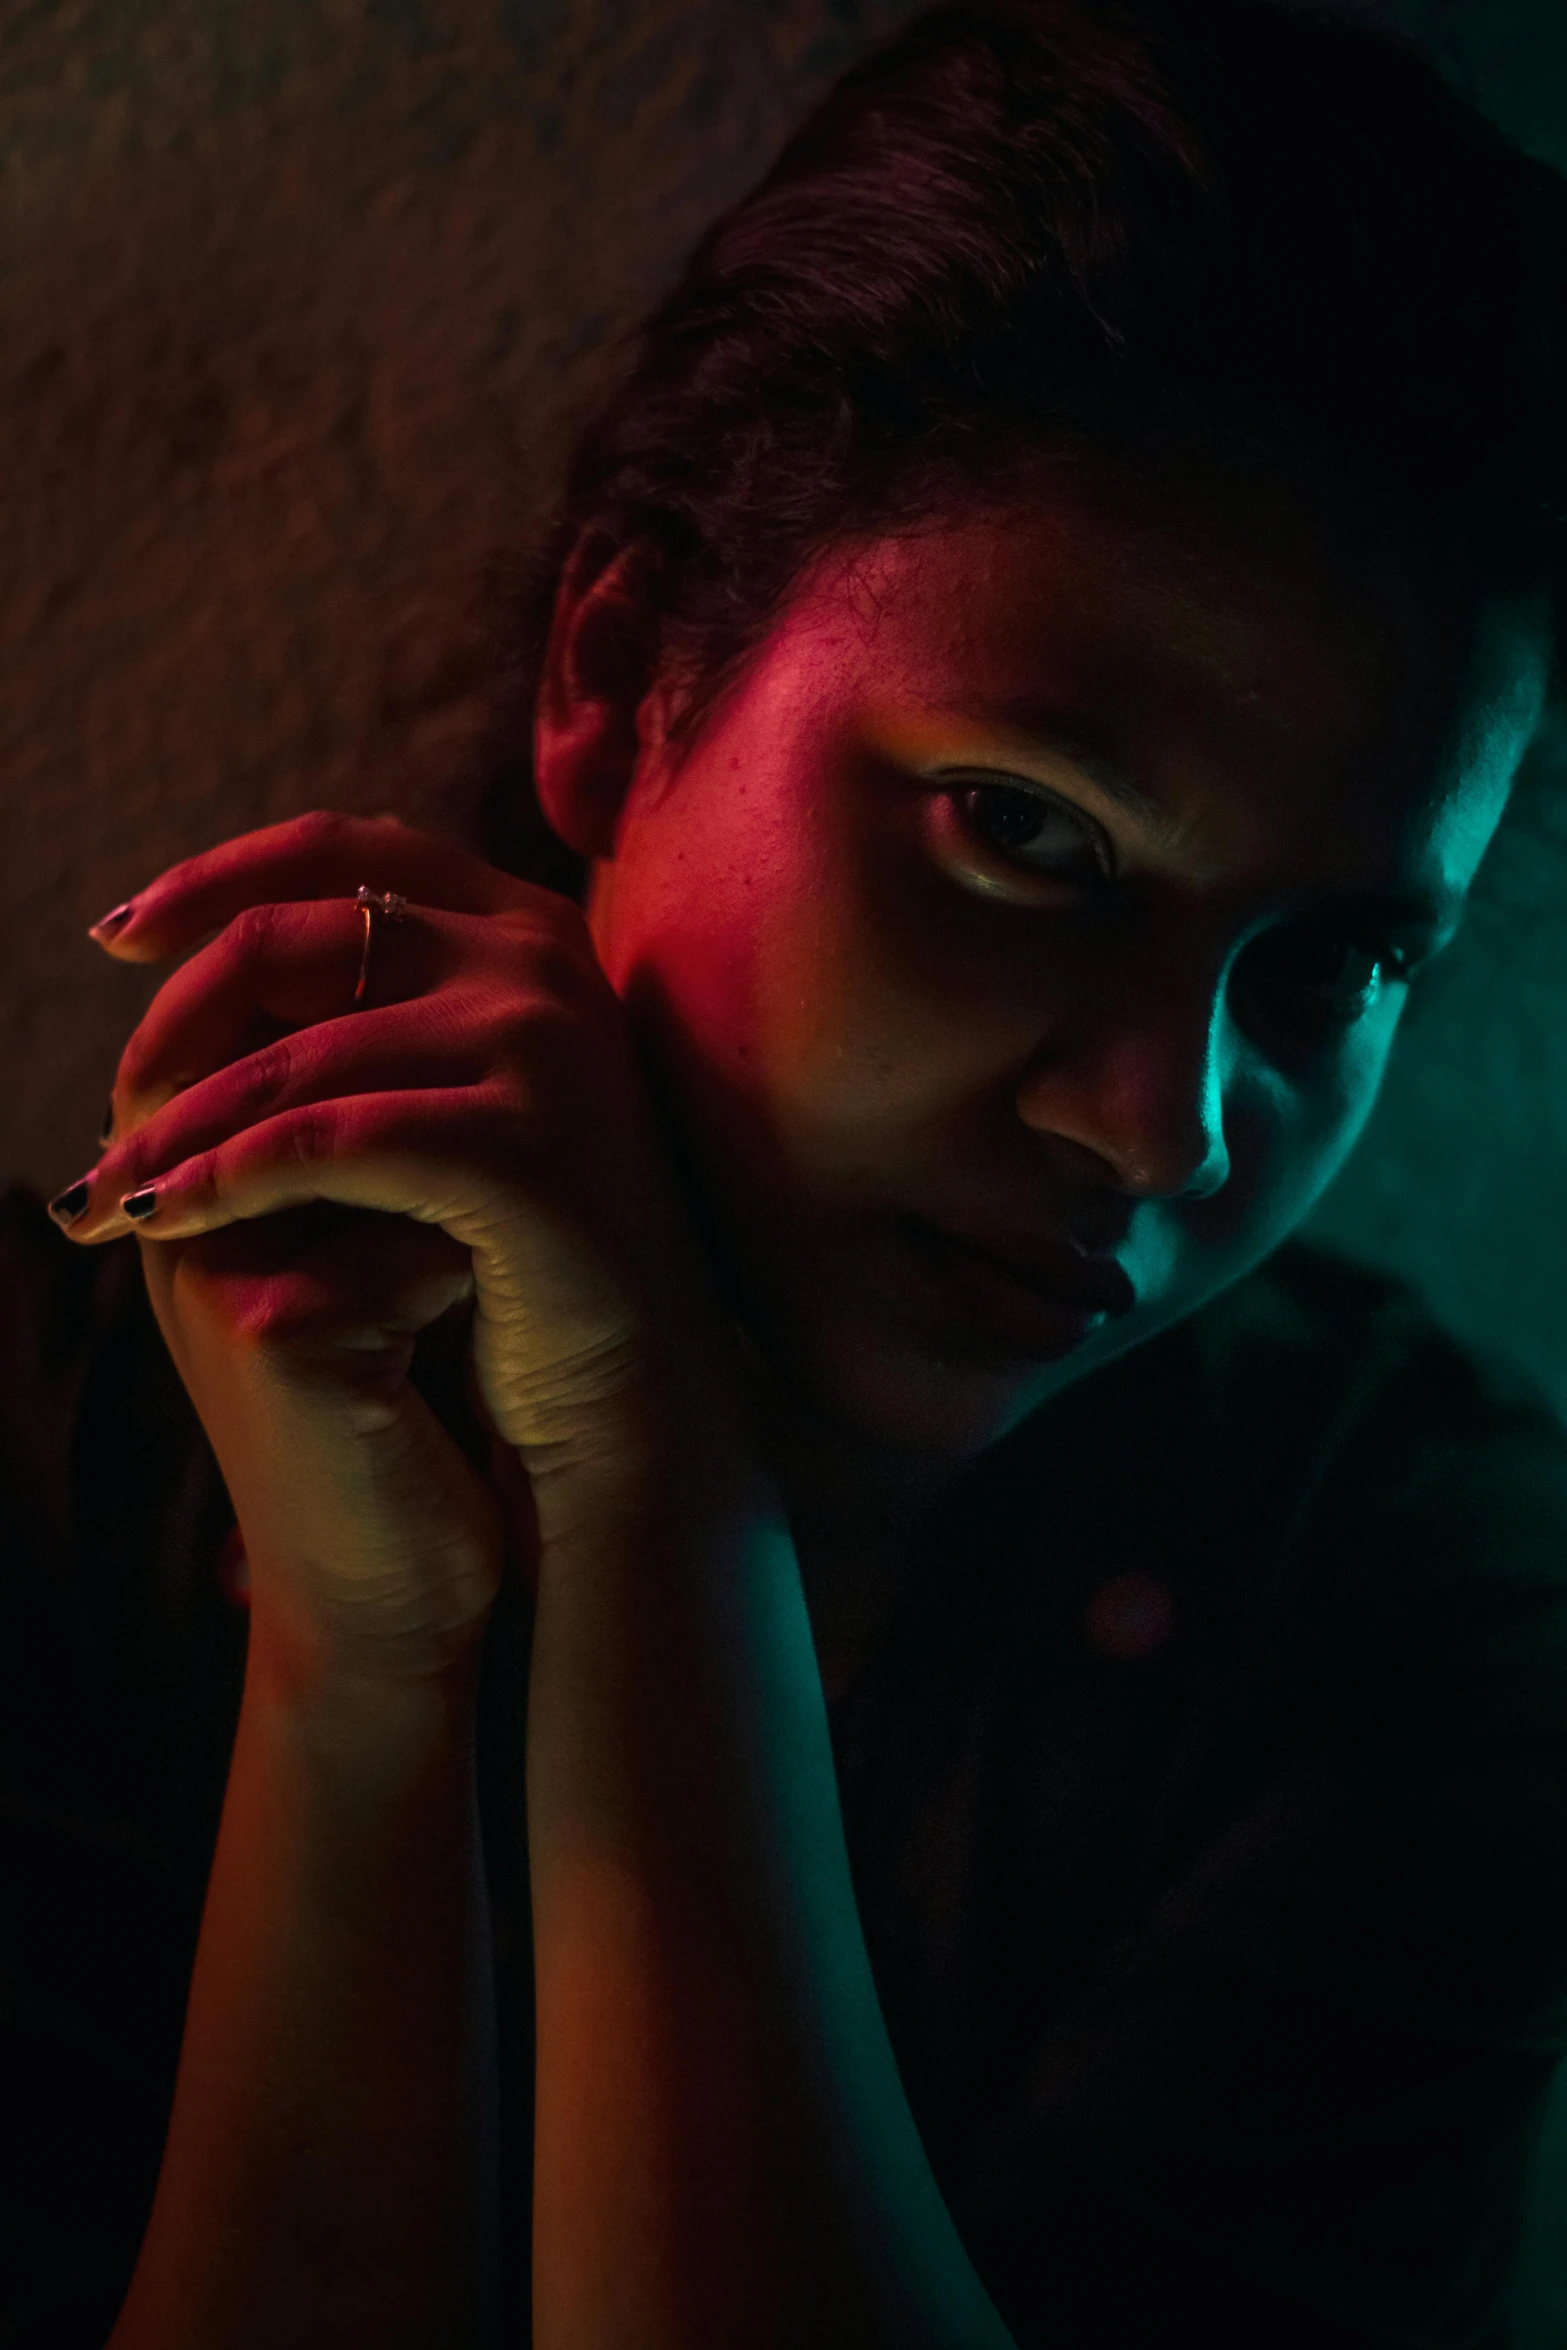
[352, 884, 410, 1007]
[354, 885, 409, 922]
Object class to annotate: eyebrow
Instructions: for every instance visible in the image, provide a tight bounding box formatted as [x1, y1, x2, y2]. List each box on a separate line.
[930, 695, 1466, 939]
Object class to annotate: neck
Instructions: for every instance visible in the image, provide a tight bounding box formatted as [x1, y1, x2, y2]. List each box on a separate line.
[730, 1326, 960, 1701]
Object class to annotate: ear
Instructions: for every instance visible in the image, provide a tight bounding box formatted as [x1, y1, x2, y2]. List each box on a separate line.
[532, 530, 669, 861]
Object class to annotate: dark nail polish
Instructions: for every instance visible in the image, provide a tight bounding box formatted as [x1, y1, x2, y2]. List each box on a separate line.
[121, 1187, 158, 1221]
[88, 901, 135, 942]
[98, 1100, 115, 1147]
[49, 1179, 91, 1227]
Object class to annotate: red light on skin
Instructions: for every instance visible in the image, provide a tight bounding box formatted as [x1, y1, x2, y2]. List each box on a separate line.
[1082, 1569, 1175, 1661]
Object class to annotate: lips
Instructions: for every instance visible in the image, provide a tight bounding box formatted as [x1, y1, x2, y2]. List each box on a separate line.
[900, 1214, 1137, 1318]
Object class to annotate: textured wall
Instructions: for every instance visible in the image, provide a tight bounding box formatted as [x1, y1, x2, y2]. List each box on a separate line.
[0, 0, 916, 1190]
[3, 0, 1566, 1411]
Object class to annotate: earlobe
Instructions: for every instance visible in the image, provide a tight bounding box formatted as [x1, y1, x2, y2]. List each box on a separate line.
[533, 533, 666, 861]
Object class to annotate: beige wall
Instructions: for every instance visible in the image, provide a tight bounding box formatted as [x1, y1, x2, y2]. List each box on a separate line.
[0, 0, 914, 1188]
[4, 0, 1567, 1409]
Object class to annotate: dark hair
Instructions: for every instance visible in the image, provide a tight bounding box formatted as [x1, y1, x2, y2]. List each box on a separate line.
[485, 0, 1567, 892]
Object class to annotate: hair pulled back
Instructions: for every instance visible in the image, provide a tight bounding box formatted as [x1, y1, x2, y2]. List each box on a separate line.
[494, 0, 1567, 889]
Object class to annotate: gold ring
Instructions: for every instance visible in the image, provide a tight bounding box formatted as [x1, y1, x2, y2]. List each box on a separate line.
[352, 884, 409, 1008]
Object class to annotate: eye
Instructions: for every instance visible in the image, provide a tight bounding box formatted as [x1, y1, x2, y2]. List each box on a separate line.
[1232, 926, 1414, 1048]
[937, 774, 1114, 893]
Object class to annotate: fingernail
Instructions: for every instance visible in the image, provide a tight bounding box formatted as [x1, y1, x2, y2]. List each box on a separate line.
[48, 1178, 92, 1227]
[88, 901, 136, 943]
[98, 1100, 115, 1147]
[121, 1187, 159, 1222]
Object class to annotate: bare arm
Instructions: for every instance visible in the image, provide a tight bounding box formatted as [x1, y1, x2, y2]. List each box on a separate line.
[58, 811, 1014, 2349]
[524, 1379, 1017, 2350]
[103, 1598, 497, 2350]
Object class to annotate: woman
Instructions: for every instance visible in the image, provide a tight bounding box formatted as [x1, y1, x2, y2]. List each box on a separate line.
[8, 0, 1567, 2341]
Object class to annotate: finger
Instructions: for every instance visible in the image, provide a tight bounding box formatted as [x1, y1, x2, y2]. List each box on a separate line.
[104, 1095, 663, 1454]
[107, 892, 577, 1140]
[161, 1209, 477, 1361]
[139, 1210, 504, 1655]
[63, 998, 501, 1240]
[87, 809, 559, 964]
[110, 896, 454, 1126]
[75, 1092, 526, 1253]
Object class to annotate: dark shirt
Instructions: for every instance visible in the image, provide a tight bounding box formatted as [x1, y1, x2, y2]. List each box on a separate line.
[4, 1183, 1567, 2347]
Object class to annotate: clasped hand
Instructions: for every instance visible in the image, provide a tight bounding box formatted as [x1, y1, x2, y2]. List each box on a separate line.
[55, 811, 746, 1683]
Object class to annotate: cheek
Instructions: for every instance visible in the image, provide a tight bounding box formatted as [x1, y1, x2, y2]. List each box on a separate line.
[1186, 1011, 1399, 1273]
[590, 799, 902, 1245]
[638, 829, 953, 1179]
[746, 795, 1056, 1163]
[1282, 1008, 1402, 1197]
[603, 726, 1034, 1185]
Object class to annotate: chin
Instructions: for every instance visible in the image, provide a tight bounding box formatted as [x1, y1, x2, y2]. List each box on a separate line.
[760, 1297, 1124, 1465]
[722, 1214, 1174, 1465]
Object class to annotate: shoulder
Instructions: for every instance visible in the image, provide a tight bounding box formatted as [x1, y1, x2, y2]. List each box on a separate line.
[966, 1240, 1567, 2007]
[959, 1253, 1567, 2334]
[1111, 1240, 1567, 1779]
[1148, 1236, 1567, 1609]
[944, 1234, 1567, 1683]
[1178, 1232, 1562, 1471]
[979, 1234, 1567, 1644]
[1141, 1244, 1567, 2031]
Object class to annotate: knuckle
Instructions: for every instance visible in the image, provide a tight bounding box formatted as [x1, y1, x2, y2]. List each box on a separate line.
[533, 932, 590, 999]
[115, 1031, 154, 1100]
[364, 809, 413, 842]
[225, 900, 282, 962]
[244, 1033, 297, 1112]
[447, 1088, 526, 1184]
[110, 1128, 148, 1190]
[452, 991, 509, 1072]
[482, 996, 571, 1092]
[288, 808, 352, 858]
[154, 840, 227, 900]
[473, 979, 547, 1048]
[172, 1218, 320, 1354]
[188, 1143, 224, 1202]
[467, 1074, 521, 1131]
[498, 891, 591, 958]
[111, 1067, 180, 1140]
[284, 1099, 341, 1170]
[509, 921, 598, 1008]
[231, 1271, 329, 1353]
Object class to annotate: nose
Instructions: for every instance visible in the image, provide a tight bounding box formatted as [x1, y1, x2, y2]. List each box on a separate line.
[1013, 951, 1233, 1203]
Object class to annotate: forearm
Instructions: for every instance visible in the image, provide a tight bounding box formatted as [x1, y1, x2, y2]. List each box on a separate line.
[524, 1426, 1014, 2350]
[107, 1612, 497, 2350]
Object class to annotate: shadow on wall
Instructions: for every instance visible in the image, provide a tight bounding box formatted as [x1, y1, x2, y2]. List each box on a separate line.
[1, 0, 1565, 1427]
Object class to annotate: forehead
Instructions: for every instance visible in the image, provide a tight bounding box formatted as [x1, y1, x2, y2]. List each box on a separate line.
[783, 463, 1549, 905]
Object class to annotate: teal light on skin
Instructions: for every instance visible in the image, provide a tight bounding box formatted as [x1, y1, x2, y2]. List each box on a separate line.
[536, 454, 1552, 1687]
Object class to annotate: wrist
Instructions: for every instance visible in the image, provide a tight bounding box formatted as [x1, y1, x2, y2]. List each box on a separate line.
[243, 1594, 486, 1758]
[523, 1326, 776, 1565]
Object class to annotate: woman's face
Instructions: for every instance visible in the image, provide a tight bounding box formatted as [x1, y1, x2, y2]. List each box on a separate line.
[573, 464, 1550, 1470]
